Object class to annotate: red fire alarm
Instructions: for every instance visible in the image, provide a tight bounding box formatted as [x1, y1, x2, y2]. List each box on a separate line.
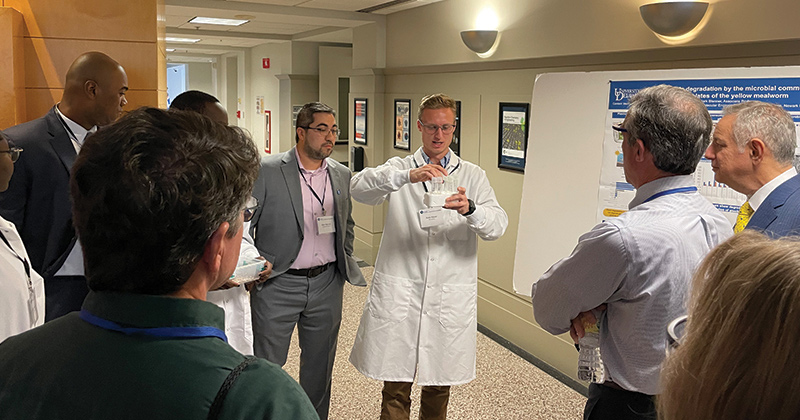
[262, 58, 270, 69]
[236, 110, 242, 119]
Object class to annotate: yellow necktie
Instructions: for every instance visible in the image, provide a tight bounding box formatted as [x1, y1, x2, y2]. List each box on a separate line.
[734, 201, 754, 233]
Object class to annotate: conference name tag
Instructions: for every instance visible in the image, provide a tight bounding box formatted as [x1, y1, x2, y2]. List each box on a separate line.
[316, 215, 335, 234]
[418, 207, 445, 228]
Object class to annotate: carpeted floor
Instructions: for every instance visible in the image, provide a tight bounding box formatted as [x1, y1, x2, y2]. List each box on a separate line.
[282, 266, 586, 419]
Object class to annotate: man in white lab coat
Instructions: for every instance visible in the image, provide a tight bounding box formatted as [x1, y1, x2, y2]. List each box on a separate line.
[349, 93, 508, 420]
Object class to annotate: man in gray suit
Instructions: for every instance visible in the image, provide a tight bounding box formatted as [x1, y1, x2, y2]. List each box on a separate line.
[249, 102, 366, 420]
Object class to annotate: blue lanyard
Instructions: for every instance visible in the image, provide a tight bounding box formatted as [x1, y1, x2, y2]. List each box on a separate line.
[642, 187, 697, 204]
[80, 309, 228, 342]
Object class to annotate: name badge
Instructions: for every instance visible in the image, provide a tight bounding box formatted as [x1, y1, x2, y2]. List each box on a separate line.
[316, 215, 335, 235]
[419, 207, 445, 229]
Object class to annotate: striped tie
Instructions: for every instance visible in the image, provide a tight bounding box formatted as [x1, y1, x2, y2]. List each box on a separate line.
[734, 201, 754, 233]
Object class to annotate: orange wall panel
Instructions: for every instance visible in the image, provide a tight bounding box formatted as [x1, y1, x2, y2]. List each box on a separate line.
[24, 38, 160, 90]
[4, 0, 157, 42]
[0, 7, 25, 129]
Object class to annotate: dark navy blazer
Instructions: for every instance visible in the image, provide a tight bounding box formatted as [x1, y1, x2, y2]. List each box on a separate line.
[0, 106, 77, 278]
[747, 173, 800, 237]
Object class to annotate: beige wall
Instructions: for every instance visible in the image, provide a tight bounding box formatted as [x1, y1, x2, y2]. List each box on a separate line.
[0, 0, 165, 127]
[320, 46, 353, 163]
[343, 0, 800, 389]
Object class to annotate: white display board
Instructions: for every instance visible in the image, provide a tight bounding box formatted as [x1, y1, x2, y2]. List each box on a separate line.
[513, 66, 800, 296]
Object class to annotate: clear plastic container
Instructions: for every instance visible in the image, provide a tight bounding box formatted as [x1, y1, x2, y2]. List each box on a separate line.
[229, 258, 265, 285]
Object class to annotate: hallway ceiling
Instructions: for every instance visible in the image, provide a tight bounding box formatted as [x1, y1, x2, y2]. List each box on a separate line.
[165, 0, 440, 56]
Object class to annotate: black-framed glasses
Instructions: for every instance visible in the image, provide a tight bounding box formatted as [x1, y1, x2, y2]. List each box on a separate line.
[243, 196, 259, 223]
[612, 123, 628, 133]
[301, 125, 341, 138]
[666, 315, 688, 354]
[418, 120, 457, 134]
[0, 147, 23, 163]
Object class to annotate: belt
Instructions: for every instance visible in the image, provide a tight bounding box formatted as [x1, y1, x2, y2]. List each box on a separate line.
[601, 381, 624, 391]
[286, 262, 334, 278]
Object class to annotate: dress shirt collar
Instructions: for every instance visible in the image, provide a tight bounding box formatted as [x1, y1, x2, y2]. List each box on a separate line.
[82, 291, 225, 330]
[749, 167, 798, 211]
[422, 149, 451, 168]
[55, 104, 96, 146]
[629, 175, 696, 210]
[294, 147, 328, 173]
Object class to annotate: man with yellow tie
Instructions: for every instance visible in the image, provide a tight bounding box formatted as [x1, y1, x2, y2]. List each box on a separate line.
[705, 101, 800, 237]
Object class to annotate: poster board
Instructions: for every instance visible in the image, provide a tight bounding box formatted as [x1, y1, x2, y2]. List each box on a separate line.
[513, 66, 800, 296]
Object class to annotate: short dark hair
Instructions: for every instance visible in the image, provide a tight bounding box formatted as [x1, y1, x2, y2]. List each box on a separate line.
[70, 107, 259, 295]
[295, 102, 335, 142]
[624, 85, 712, 175]
[169, 90, 220, 114]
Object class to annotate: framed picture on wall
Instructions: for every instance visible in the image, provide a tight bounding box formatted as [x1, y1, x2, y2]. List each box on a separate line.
[264, 110, 272, 154]
[452, 100, 462, 156]
[354, 98, 368, 145]
[498, 102, 530, 172]
[393, 99, 411, 150]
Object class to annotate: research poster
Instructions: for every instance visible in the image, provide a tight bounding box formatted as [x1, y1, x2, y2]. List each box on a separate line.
[599, 78, 800, 224]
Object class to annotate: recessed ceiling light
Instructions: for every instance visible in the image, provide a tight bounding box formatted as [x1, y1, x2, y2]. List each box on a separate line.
[166, 48, 176, 52]
[189, 16, 249, 26]
[165, 37, 201, 43]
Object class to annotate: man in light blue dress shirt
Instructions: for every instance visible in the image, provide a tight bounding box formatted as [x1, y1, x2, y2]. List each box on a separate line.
[532, 85, 732, 420]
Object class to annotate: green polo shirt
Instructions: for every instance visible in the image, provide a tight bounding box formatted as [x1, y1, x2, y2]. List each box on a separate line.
[0, 291, 318, 420]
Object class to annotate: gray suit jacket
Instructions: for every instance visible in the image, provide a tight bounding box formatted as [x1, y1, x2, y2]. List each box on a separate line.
[249, 148, 366, 286]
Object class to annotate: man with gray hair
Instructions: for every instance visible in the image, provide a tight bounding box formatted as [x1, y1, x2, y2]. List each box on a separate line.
[704, 101, 800, 236]
[532, 85, 732, 420]
[0, 108, 317, 419]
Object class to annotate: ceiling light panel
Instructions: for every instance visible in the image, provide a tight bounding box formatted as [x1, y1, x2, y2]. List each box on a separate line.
[189, 16, 250, 26]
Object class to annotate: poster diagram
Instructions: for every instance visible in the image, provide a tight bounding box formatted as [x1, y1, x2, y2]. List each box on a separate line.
[499, 102, 530, 172]
[394, 99, 411, 150]
[599, 77, 800, 224]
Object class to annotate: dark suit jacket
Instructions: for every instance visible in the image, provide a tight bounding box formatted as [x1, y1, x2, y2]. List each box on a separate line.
[0, 106, 77, 278]
[747, 173, 800, 237]
[249, 148, 366, 286]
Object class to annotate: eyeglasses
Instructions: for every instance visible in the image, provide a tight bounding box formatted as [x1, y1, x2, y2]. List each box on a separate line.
[0, 147, 23, 163]
[301, 125, 341, 138]
[612, 123, 628, 133]
[243, 196, 259, 222]
[666, 315, 688, 354]
[418, 120, 457, 134]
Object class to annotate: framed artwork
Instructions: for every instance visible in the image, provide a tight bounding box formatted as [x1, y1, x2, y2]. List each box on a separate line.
[292, 105, 302, 127]
[264, 110, 271, 154]
[498, 102, 530, 172]
[452, 100, 462, 156]
[354, 98, 367, 145]
[393, 99, 411, 150]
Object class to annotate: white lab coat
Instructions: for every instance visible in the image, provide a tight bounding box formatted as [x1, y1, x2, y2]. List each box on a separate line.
[348, 148, 507, 385]
[0, 216, 45, 342]
[207, 222, 259, 355]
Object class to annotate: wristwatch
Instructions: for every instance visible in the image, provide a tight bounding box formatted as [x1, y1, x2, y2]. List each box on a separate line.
[463, 199, 476, 216]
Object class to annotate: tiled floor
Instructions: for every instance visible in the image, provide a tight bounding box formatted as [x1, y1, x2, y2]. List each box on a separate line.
[283, 266, 586, 419]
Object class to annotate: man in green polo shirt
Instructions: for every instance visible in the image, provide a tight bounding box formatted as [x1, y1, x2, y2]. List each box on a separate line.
[0, 107, 318, 420]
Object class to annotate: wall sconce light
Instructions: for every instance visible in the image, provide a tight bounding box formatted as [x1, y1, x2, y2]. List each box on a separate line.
[639, 1, 709, 38]
[460, 30, 500, 57]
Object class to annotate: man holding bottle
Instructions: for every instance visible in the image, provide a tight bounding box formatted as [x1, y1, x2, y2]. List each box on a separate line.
[532, 85, 731, 420]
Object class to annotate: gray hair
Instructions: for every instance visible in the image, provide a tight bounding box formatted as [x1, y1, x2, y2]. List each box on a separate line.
[71, 107, 260, 295]
[295, 102, 335, 142]
[723, 101, 796, 165]
[623, 84, 712, 175]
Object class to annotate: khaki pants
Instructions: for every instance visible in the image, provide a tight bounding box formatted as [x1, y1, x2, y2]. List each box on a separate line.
[380, 381, 451, 420]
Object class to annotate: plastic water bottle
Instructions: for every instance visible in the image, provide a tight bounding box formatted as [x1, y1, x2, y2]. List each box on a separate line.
[577, 320, 606, 383]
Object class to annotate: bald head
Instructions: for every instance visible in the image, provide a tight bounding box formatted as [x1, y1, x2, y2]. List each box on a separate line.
[60, 52, 129, 129]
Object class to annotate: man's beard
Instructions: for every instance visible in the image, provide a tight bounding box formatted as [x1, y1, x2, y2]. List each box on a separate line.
[304, 141, 333, 160]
